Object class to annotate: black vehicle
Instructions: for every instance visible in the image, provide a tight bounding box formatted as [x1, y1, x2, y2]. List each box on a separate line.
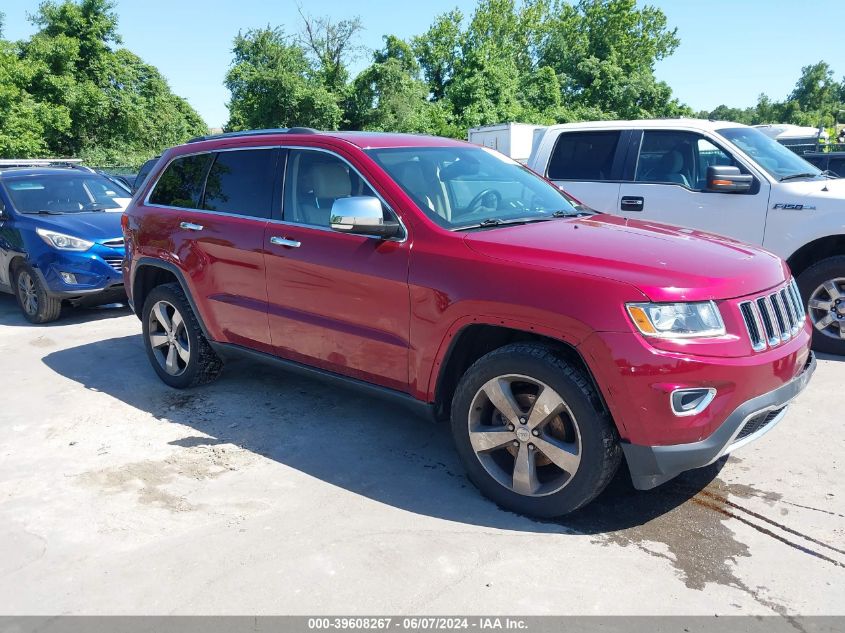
[133, 157, 160, 193]
[802, 152, 845, 178]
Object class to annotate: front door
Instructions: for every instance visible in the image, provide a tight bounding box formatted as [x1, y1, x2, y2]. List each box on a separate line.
[263, 148, 411, 392]
[616, 130, 770, 245]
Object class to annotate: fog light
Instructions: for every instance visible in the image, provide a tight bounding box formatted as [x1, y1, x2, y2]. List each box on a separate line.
[670, 388, 717, 417]
[59, 272, 78, 284]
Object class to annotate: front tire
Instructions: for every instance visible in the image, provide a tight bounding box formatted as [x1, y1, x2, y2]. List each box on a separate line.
[14, 263, 62, 324]
[450, 343, 621, 517]
[141, 283, 223, 388]
[797, 256, 845, 355]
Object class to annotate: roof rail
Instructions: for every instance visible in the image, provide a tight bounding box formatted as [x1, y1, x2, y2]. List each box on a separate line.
[186, 127, 319, 143]
[0, 158, 84, 169]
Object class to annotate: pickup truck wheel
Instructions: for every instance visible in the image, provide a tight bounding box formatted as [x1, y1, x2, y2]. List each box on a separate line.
[14, 264, 62, 324]
[797, 256, 845, 355]
[141, 283, 223, 388]
[451, 343, 621, 517]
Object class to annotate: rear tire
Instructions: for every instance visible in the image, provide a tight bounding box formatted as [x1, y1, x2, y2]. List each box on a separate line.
[14, 263, 62, 324]
[797, 256, 845, 356]
[450, 343, 621, 517]
[141, 282, 223, 388]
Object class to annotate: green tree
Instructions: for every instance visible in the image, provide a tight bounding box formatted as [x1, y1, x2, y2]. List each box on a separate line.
[0, 0, 206, 164]
[539, 0, 684, 118]
[346, 36, 444, 133]
[225, 27, 342, 131]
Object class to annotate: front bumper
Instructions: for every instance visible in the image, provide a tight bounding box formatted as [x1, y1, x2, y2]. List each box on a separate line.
[622, 351, 816, 490]
[33, 249, 126, 302]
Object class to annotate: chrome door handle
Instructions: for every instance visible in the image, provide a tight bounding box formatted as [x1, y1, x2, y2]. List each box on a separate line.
[270, 236, 301, 248]
[180, 222, 204, 231]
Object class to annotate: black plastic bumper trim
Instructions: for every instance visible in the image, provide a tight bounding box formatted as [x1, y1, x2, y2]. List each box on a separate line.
[622, 351, 816, 490]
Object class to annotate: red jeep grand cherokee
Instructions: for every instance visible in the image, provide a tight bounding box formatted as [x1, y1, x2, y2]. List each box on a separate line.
[122, 128, 815, 517]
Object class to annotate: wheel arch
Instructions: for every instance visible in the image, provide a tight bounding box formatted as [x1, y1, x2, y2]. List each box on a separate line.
[787, 234, 845, 278]
[132, 258, 211, 338]
[431, 322, 607, 421]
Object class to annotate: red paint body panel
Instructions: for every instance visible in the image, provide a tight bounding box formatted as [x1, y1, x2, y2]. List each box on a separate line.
[124, 130, 813, 454]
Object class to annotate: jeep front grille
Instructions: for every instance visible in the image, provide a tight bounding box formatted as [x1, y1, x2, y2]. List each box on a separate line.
[739, 279, 805, 352]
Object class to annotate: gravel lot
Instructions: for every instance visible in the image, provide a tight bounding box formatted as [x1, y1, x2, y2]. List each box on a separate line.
[0, 294, 843, 616]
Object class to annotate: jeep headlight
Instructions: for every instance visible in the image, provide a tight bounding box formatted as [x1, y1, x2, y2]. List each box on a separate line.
[626, 301, 725, 338]
[36, 228, 93, 251]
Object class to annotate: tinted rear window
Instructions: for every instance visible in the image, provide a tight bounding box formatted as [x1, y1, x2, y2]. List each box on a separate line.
[202, 149, 276, 218]
[149, 153, 213, 209]
[547, 131, 620, 181]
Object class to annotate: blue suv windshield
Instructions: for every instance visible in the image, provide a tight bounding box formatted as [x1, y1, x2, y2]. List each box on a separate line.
[4, 173, 131, 214]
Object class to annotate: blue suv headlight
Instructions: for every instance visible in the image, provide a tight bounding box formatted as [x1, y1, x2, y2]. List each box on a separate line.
[36, 228, 94, 251]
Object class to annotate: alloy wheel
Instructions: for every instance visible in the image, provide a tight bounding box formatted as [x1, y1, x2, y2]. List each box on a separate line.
[808, 277, 845, 340]
[148, 300, 191, 376]
[17, 271, 38, 316]
[467, 374, 582, 497]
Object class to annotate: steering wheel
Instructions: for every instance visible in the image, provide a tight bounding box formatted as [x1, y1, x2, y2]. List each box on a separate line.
[466, 188, 502, 213]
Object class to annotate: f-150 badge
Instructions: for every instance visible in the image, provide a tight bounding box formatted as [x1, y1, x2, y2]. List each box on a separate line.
[772, 203, 816, 210]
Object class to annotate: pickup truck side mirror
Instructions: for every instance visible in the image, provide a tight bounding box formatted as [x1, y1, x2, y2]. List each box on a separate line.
[330, 196, 402, 239]
[707, 165, 753, 193]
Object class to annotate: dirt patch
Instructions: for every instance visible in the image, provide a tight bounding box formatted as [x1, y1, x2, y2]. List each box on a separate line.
[76, 444, 244, 513]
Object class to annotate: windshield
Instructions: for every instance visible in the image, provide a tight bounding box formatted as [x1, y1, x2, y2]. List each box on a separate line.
[366, 146, 589, 229]
[3, 173, 131, 214]
[718, 127, 822, 180]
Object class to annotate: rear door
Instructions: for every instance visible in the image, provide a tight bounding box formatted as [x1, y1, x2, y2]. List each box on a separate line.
[616, 130, 769, 244]
[543, 129, 627, 213]
[145, 148, 278, 353]
[263, 147, 411, 391]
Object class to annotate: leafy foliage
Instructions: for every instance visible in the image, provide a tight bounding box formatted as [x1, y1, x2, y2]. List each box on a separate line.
[0, 0, 206, 165]
[699, 62, 845, 134]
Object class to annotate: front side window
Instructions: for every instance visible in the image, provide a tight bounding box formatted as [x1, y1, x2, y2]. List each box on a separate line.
[202, 149, 276, 218]
[283, 150, 385, 227]
[546, 131, 620, 181]
[4, 174, 130, 214]
[149, 153, 213, 209]
[635, 131, 737, 190]
[367, 146, 587, 230]
[718, 127, 822, 181]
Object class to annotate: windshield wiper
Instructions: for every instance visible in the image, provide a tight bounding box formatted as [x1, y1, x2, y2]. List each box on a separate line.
[552, 209, 592, 217]
[27, 210, 65, 215]
[454, 217, 553, 231]
[779, 173, 818, 182]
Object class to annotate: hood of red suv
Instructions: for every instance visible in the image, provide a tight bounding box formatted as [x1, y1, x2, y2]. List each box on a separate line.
[463, 214, 787, 302]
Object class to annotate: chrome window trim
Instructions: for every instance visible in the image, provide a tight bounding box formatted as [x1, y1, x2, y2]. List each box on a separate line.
[143, 144, 407, 244]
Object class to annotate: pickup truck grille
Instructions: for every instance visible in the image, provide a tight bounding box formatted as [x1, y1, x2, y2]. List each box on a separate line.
[738, 279, 805, 352]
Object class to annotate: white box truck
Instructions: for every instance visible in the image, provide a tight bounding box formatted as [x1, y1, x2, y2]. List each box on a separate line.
[468, 123, 545, 163]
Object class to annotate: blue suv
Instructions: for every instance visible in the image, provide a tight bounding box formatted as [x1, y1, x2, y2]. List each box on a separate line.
[0, 163, 129, 323]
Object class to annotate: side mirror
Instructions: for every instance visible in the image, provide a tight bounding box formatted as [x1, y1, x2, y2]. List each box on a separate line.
[0, 199, 8, 220]
[707, 165, 752, 193]
[330, 196, 402, 239]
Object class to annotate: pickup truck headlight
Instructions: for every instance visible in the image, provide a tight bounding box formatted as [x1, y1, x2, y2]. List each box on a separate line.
[626, 301, 725, 338]
[36, 228, 93, 251]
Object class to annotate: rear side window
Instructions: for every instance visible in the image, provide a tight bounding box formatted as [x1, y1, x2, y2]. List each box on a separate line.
[547, 131, 620, 181]
[202, 149, 276, 218]
[149, 153, 213, 209]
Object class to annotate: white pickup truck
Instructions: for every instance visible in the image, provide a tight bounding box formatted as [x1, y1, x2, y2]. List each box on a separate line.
[526, 119, 845, 355]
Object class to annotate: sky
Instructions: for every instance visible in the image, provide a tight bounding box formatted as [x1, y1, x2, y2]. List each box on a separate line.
[2, 0, 843, 129]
